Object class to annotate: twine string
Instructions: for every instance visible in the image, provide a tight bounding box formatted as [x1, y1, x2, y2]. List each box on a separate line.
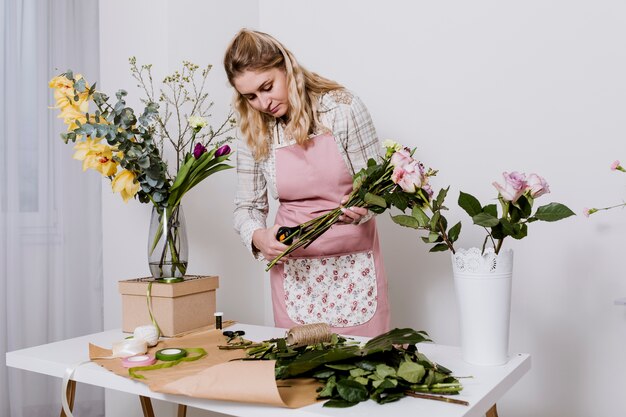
[286, 323, 332, 346]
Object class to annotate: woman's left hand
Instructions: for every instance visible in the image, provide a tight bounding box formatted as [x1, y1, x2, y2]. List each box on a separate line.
[337, 195, 368, 224]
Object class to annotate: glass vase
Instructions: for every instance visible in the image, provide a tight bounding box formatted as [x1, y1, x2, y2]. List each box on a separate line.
[147, 204, 188, 279]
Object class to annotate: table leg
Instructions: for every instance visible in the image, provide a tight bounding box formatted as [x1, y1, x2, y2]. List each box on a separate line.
[177, 404, 187, 417]
[139, 395, 156, 417]
[59, 380, 76, 417]
[486, 404, 499, 417]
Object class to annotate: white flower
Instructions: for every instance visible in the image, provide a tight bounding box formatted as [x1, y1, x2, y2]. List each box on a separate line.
[382, 139, 402, 152]
[188, 115, 208, 130]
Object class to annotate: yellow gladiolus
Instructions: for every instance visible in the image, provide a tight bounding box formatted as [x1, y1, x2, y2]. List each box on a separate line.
[111, 169, 139, 202]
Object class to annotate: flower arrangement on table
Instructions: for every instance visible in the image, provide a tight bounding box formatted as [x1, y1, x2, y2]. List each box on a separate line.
[392, 170, 575, 255]
[265, 140, 438, 270]
[584, 160, 626, 217]
[49, 58, 236, 278]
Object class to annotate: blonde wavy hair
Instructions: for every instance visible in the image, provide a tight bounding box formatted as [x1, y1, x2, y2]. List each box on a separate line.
[224, 29, 343, 160]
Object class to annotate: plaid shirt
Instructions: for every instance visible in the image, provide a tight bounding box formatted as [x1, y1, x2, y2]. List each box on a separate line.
[233, 90, 381, 257]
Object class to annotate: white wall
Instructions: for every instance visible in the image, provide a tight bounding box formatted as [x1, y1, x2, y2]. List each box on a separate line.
[100, 1, 626, 416]
[260, 1, 626, 416]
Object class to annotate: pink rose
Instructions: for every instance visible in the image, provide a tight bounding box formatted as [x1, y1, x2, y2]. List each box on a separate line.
[611, 160, 621, 170]
[526, 173, 550, 198]
[493, 171, 527, 203]
[392, 161, 424, 193]
[390, 148, 413, 169]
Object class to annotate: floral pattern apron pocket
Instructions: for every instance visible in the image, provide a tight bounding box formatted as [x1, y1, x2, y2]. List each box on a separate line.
[283, 251, 378, 327]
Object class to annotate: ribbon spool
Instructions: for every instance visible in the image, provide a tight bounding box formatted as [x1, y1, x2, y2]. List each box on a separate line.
[286, 323, 332, 346]
[155, 348, 188, 361]
[122, 354, 156, 368]
[111, 339, 148, 358]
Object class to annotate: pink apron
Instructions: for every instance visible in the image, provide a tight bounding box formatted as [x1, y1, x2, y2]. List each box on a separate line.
[271, 133, 390, 337]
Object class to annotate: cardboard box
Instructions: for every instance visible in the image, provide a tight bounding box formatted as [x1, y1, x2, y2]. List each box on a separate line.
[118, 275, 219, 337]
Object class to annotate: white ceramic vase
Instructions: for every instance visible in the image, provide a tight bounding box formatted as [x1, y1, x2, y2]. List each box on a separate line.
[451, 247, 513, 366]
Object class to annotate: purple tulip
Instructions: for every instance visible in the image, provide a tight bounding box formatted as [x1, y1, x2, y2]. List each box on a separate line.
[216, 144, 231, 157]
[193, 143, 207, 159]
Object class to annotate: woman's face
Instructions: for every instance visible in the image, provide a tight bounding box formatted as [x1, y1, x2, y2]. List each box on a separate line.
[233, 67, 289, 119]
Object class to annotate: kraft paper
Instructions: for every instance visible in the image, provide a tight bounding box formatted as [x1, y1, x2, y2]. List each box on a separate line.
[89, 325, 321, 408]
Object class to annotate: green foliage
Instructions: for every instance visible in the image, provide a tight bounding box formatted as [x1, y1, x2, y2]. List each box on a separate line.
[458, 190, 575, 254]
[391, 186, 459, 254]
[245, 327, 462, 408]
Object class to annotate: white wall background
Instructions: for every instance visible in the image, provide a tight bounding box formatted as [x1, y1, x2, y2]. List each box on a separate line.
[100, 1, 626, 416]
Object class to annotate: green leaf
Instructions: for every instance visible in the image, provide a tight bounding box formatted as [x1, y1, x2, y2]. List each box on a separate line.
[472, 212, 499, 227]
[458, 191, 482, 217]
[427, 232, 440, 243]
[281, 345, 360, 377]
[515, 195, 532, 218]
[375, 364, 396, 379]
[500, 218, 515, 237]
[434, 187, 449, 210]
[326, 363, 356, 371]
[364, 192, 387, 208]
[397, 361, 426, 383]
[313, 369, 335, 379]
[352, 173, 365, 191]
[411, 206, 430, 227]
[448, 221, 461, 242]
[372, 378, 398, 389]
[429, 243, 450, 252]
[336, 379, 369, 403]
[391, 214, 420, 229]
[534, 203, 576, 222]
[483, 204, 498, 218]
[511, 223, 528, 240]
[429, 210, 441, 229]
[362, 328, 431, 355]
[323, 399, 357, 408]
[317, 375, 336, 398]
[354, 361, 377, 372]
[349, 368, 370, 377]
[378, 391, 405, 404]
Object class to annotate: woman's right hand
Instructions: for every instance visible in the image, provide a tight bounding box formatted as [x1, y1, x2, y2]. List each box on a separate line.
[252, 225, 289, 262]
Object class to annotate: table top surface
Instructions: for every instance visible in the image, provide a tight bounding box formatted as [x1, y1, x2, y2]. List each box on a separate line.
[6, 323, 530, 417]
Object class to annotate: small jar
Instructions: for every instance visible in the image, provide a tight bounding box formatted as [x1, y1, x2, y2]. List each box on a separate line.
[214, 312, 223, 330]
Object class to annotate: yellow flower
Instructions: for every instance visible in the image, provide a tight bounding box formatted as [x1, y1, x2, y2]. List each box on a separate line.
[73, 139, 119, 177]
[49, 74, 90, 131]
[111, 169, 139, 202]
[58, 104, 88, 131]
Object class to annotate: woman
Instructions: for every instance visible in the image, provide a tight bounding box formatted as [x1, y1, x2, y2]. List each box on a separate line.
[224, 29, 389, 336]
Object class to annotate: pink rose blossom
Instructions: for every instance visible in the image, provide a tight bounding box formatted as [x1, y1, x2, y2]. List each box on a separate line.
[611, 160, 621, 171]
[493, 171, 527, 203]
[526, 173, 550, 198]
[392, 161, 424, 194]
[390, 148, 413, 169]
[583, 208, 591, 217]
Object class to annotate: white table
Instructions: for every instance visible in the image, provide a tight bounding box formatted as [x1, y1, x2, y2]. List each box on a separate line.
[5, 323, 530, 417]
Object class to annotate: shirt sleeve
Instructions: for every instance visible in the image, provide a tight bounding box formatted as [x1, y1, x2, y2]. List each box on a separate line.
[336, 93, 381, 224]
[233, 139, 268, 259]
[343, 93, 381, 175]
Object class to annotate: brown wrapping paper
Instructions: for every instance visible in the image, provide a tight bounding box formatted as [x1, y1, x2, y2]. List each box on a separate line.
[89, 326, 321, 408]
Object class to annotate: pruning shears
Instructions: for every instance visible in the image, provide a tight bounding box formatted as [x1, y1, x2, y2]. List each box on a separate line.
[275, 226, 301, 245]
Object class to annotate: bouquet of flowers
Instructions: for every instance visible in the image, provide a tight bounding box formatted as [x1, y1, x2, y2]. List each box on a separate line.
[49, 58, 236, 278]
[392, 171, 575, 254]
[265, 140, 437, 270]
[585, 160, 626, 217]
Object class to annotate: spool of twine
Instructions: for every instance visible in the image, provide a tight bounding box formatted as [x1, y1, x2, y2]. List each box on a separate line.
[286, 323, 332, 346]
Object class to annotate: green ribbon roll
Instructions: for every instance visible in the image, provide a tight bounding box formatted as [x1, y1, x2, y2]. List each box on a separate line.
[129, 347, 207, 379]
[155, 348, 187, 361]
